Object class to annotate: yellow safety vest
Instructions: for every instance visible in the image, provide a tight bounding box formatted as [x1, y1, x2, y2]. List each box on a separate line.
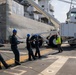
[56, 37, 61, 44]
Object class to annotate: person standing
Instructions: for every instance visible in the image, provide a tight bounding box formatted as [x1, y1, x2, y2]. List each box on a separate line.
[56, 34, 63, 53]
[0, 54, 9, 69]
[35, 35, 41, 58]
[10, 29, 21, 65]
[26, 34, 35, 61]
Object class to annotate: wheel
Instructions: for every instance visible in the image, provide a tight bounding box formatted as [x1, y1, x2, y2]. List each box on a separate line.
[68, 40, 76, 46]
[69, 44, 76, 46]
[0, 44, 4, 47]
[48, 35, 57, 47]
[30, 35, 43, 48]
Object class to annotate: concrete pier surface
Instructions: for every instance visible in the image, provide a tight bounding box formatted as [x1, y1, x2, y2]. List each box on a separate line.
[0, 43, 76, 75]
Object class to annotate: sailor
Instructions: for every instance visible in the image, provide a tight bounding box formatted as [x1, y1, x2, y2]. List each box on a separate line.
[0, 54, 9, 69]
[10, 29, 21, 65]
[26, 34, 35, 61]
[35, 34, 41, 58]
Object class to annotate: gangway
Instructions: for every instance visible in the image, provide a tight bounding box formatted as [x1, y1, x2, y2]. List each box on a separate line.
[25, 0, 60, 29]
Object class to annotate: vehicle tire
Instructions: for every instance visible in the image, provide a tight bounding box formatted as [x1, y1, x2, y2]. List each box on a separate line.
[0, 44, 4, 47]
[48, 35, 57, 47]
[68, 41, 76, 46]
[30, 35, 43, 48]
[69, 44, 76, 46]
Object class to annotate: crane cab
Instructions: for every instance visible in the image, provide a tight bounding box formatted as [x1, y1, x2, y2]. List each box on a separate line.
[66, 8, 76, 23]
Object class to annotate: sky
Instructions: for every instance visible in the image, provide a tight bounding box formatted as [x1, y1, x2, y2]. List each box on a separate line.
[50, 0, 71, 23]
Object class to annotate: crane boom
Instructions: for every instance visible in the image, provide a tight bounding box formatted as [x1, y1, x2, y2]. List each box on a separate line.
[25, 0, 60, 29]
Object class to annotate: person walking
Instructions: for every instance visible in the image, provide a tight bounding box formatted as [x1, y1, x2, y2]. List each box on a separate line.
[35, 35, 41, 58]
[10, 29, 21, 65]
[26, 34, 35, 61]
[0, 54, 9, 69]
[56, 34, 63, 53]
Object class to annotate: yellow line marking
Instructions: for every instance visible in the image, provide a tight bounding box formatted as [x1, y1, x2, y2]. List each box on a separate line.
[1, 49, 52, 66]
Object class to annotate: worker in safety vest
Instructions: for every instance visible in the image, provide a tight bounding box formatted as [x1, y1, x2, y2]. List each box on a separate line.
[56, 34, 63, 53]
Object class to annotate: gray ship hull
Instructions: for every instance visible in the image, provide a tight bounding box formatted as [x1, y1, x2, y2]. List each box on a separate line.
[0, 0, 54, 42]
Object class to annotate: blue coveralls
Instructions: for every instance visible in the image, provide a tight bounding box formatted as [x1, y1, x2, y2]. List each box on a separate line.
[11, 35, 20, 65]
[26, 37, 35, 60]
[0, 54, 9, 69]
[35, 37, 41, 58]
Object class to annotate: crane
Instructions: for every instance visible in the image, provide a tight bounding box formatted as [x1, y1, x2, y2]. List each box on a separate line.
[24, 0, 60, 30]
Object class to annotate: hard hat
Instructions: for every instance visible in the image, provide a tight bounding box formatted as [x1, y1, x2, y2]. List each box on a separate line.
[35, 34, 38, 37]
[13, 29, 17, 33]
[35, 34, 38, 36]
[27, 34, 30, 37]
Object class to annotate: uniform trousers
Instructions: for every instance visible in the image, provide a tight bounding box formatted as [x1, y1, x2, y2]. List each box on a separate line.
[27, 48, 35, 60]
[35, 46, 41, 58]
[11, 46, 20, 64]
[0, 54, 8, 69]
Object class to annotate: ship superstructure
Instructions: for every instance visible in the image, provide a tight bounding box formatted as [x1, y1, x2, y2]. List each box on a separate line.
[0, 0, 54, 42]
[21, 0, 54, 24]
